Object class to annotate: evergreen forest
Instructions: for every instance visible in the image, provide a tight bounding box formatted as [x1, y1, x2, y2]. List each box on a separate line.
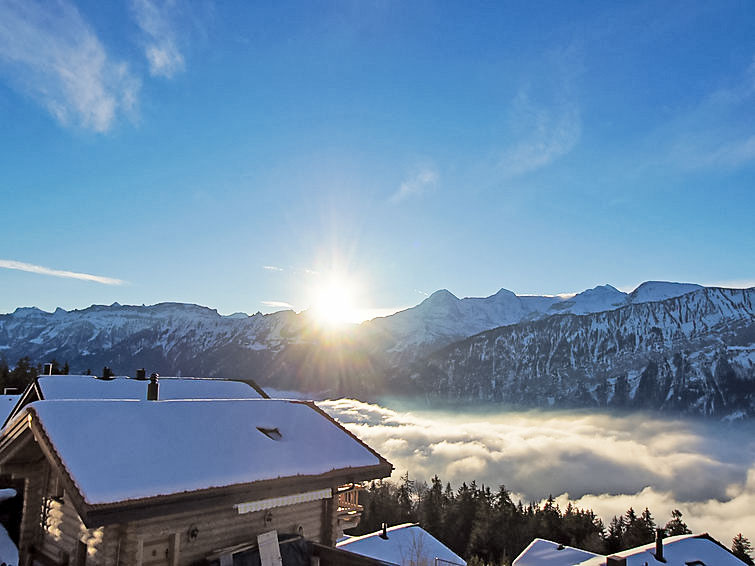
[351, 473, 754, 566]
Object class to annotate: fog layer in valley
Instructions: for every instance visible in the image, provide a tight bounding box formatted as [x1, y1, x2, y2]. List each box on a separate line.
[319, 398, 755, 545]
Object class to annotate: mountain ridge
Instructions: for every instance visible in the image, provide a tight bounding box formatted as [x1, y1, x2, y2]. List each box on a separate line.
[1, 282, 752, 418]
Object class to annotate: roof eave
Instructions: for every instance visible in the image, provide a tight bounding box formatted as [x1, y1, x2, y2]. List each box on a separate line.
[83, 461, 392, 527]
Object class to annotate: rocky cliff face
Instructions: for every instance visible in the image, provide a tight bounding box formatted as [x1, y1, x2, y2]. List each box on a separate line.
[406, 287, 755, 418]
[1, 284, 753, 417]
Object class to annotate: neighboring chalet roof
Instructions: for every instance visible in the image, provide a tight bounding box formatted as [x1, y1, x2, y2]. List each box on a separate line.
[575, 534, 746, 566]
[513, 538, 599, 566]
[337, 524, 466, 566]
[35, 374, 266, 400]
[4, 374, 268, 426]
[513, 534, 746, 566]
[0, 398, 392, 527]
[0, 395, 20, 425]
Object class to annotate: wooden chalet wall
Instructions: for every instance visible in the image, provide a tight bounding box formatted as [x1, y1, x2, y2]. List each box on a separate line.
[22, 476, 335, 566]
[18, 459, 117, 566]
[121, 497, 327, 566]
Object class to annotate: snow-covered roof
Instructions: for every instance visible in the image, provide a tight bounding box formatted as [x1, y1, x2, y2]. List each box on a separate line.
[515, 534, 745, 566]
[14, 399, 389, 506]
[575, 534, 745, 566]
[513, 539, 599, 566]
[35, 374, 264, 401]
[337, 524, 466, 566]
[0, 395, 20, 425]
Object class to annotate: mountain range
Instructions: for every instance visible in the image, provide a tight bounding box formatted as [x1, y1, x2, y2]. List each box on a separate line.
[1, 281, 753, 418]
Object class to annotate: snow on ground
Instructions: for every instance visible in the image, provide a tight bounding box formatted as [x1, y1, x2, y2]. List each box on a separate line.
[0, 489, 15, 502]
[0, 523, 17, 566]
[337, 524, 465, 566]
[25, 399, 382, 504]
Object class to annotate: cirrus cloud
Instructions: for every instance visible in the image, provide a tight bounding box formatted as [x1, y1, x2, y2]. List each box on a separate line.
[0, 259, 124, 285]
[0, 0, 139, 132]
[129, 0, 185, 78]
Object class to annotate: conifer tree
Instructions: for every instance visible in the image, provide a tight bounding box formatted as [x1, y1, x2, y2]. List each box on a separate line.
[732, 534, 754, 566]
[0, 358, 9, 391]
[664, 509, 691, 536]
[605, 516, 625, 554]
[419, 475, 446, 540]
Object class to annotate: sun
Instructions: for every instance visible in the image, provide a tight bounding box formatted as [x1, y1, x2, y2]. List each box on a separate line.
[311, 275, 361, 326]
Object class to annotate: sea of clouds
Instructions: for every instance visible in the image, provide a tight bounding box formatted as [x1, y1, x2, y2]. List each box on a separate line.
[319, 398, 755, 545]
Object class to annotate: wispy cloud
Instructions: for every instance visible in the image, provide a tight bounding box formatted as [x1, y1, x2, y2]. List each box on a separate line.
[390, 167, 439, 204]
[262, 265, 284, 272]
[497, 90, 581, 177]
[261, 300, 294, 309]
[665, 57, 755, 171]
[496, 46, 583, 178]
[0, 0, 139, 132]
[0, 259, 124, 285]
[130, 0, 184, 78]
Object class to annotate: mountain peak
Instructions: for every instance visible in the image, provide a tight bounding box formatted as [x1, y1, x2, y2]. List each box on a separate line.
[423, 289, 459, 304]
[492, 287, 517, 298]
[582, 284, 622, 295]
[12, 306, 46, 317]
[630, 281, 702, 303]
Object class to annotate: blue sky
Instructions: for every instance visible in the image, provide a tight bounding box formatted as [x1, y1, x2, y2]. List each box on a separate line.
[1, 0, 754, 318]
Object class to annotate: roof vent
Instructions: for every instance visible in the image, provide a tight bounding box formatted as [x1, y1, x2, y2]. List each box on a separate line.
[135, 368, 147, 381]
[148, 373, 159, 401]
[257, 427, 282, 441]
[98, 366, 114, 380]
[43, 363, 53, 375]
[379, 523, 388, 540]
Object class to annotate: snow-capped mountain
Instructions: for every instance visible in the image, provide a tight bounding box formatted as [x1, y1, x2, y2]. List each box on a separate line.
[359, 281, 704, 364]
[1, 282, 752, 417]
[405, 287, 754, 418]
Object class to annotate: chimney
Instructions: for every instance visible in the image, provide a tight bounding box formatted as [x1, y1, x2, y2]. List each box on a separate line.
[43, 363, 53, 375]
[135, 368, 147, 381]
[147, 373, 159, 400]
[100, 366, 114, 380]
[379, 523, 388, 540]
[655, 528, 666, 562]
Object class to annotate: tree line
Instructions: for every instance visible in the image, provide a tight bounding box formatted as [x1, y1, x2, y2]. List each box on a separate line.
[351, 473, 754, 566]
[0, 357, 69, 393]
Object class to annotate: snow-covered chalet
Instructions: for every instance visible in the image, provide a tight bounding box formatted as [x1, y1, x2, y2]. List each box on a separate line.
[513, 533, 748, 566]
[0, 373, 393, 566]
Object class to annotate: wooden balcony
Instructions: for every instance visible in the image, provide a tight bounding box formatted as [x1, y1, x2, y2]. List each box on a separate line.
[336, 484, 364, 535]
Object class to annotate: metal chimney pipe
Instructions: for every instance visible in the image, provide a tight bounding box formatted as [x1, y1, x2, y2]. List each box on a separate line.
[43, 363, 53, 375]
[147, 373, 159, 401]
[379, 523, 388, 540]
[135, 368, 147, 381]
[655, 528, 665, 562]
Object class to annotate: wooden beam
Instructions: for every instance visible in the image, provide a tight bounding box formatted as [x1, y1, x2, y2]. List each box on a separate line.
[84, 463, 392, 527]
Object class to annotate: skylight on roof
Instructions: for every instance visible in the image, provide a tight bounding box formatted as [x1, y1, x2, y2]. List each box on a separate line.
[257, 426, 282, 441]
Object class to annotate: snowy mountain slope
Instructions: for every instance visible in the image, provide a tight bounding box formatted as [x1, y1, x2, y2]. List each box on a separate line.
[406, 287, 755, 418]
[359, 281, 704, 363]
[0, 282, 750, 416]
